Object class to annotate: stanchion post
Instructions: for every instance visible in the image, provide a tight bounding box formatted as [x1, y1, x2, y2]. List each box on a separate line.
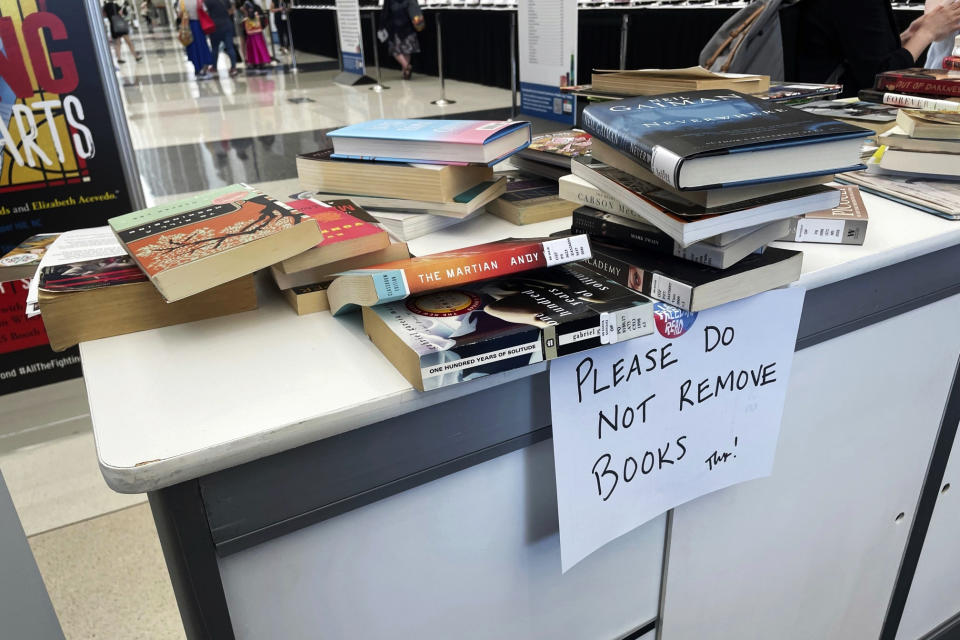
[619, 13, 629, 71]
[430, 11, 455, 106]
[368, 11, 388, 91]
[510, 10, 517, 119]
[286, 2, 297, 73]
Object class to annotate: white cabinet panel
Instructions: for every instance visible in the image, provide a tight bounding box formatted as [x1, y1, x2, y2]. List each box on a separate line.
[897, 418, 960, 640]
[220, 439, 664, 640]
[661, 294, 960, 640]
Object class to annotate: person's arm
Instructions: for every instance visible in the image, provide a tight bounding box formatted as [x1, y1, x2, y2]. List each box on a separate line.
[903, 0, 960, 59]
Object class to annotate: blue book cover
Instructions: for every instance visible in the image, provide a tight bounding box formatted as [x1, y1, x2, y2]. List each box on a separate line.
[328, 120, 530, 145]
[581, 90, 872, 190]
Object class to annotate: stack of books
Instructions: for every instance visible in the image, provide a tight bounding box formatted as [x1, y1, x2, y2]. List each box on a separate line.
[838, 108, 960, 219]
[557, 89, 873, 311]
[295, 119, 532, 240]
[30, 184, 325, 350]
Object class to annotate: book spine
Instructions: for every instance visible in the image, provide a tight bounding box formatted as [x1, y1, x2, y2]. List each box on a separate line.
[859, 89, 960, 112]
[581, 250, 694, 311]
[572, 210, 675, 255]
[874, 75, 960, 98]
[582, 108, 680, 187]
[780, 217, 867, 245]
[559, 180, 636, 217]
[403, 236, 592, 294]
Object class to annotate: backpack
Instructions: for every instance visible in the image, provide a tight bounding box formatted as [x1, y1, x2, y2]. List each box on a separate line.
[699, 0, 802, 80]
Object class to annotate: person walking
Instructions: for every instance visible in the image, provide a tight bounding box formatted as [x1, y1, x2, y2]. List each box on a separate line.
[180, 0, 215, 78]
[207, 0, 240, 77]
[103, 0, 142, 63]
[242, 0, 271, 71]
[271, 0, 289, 54]
[380, 0, 422, 80]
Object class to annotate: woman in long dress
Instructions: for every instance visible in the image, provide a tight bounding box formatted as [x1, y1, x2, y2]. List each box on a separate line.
[180, 0, 214, 78]
[242, 1, 271, 71]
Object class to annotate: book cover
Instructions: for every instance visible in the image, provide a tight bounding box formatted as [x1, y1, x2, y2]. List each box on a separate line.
[286, 199, 384, 245]
[584, 240, 802, 311]
[759, 83, 842, 104]
[364, 287, 544, 391]
[836, 171, 960, 220]
[558, 174, 638, 218]
[581, 90, 869, 189]
[875, 69, 960, 98]
[780, 185, 867, 245]
[109, 184, 321, 301]
[799, 99, 898, 123]
[0, 233, 59, 282]
[517, 130, 592, 167]
[331, 235, 593, 313]
[328, 120, 529, 145]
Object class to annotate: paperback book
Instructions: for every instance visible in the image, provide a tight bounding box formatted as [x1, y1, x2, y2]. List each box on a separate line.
[583, 239, 803, 311]
[109, 184, 323, 302]
[326, 235, 592, 315]
[361, 263, 653, 391]
[571, 157, 840, 246]
[778, 185, 868, 245]
[278, 199, 389, 274]
[516, 130, 592, 168]
[590, 67, 769, 96]
[269, 241, 410, 291]
[327, 119, 532, 165]
[485, 173, 578, 225]
[296, 148, 494, 202]
[836, 172, 960, 221]
[0, 233, 59, 282]
[572, 206, 789, 269]
[581, 90, 870, 190]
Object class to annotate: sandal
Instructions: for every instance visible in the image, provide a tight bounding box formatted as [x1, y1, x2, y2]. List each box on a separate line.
[402, 65, 412, 80]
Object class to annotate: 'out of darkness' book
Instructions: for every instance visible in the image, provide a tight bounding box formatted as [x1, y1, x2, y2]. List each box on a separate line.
[874, 68, 960, 98]
[108, 184, 323, 302]
[580, 90, 870, 190]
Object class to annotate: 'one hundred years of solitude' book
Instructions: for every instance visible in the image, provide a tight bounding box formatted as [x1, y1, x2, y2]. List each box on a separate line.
[580, 90, 871, 190]
[109, 184, 323, 302]
[326, 235, 592, 315]
[361, 263, 654, 391]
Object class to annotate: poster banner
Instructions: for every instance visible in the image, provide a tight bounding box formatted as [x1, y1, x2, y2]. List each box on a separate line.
[549, 288, 805, 571]
[518, 0, 577, 124]
[335, 0, 365, 76]
[0, 0, 140, 395]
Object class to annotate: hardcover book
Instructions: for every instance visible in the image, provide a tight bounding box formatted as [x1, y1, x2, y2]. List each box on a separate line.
[572, 206, 789, 269]
[581, 90, 870, 190]
[571, 157, 840, 247]
[778, 185, 867, 245]
[326, 235, 593, 315]
[875, 68, 960, 98]
[583, 240, 802, 311]
[327, 119, 532, 165]
[590, 138, 833, 209]
[296, 147, 494, 202]
[361, 263, 653, 391]
[485, 173, 578, 225]
[109, 184, 323, 302]
[277, 199, 389, 274]
[516, 130, 592, 168]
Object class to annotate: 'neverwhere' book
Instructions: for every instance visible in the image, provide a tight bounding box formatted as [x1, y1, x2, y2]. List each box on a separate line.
[326, 235, 592, 315]
[583, 239, 802, 311]
[580, 90, 871, 190]
[109, 184, 323, 302]
[361, 263, 653, 391]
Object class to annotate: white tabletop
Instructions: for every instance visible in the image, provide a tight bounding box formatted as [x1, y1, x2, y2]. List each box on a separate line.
[82, 193, 960, 493]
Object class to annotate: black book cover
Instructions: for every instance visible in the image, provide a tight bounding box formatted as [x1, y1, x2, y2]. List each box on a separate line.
[572, 206, 675, 254]
[584, 240, 801, 311]
[581, 90, 869, 187]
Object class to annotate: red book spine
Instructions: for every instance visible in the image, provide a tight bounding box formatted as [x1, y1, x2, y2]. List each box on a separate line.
[875, 75, 960, 97]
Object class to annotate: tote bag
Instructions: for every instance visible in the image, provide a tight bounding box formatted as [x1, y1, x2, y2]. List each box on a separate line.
[198, 2, 216, 35]
[178, 0, 194, 46]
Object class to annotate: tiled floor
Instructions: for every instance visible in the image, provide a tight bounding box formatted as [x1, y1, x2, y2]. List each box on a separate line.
[1, 21, 535, 640]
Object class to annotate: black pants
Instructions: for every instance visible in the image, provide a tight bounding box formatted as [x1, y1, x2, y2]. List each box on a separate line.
[277, 18, 289, 48]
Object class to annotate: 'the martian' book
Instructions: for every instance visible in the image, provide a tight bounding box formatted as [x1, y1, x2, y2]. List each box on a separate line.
[108, 184, 322, 302]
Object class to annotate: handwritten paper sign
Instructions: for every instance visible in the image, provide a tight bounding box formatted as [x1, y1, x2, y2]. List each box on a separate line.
[550, 287, 805, 571]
